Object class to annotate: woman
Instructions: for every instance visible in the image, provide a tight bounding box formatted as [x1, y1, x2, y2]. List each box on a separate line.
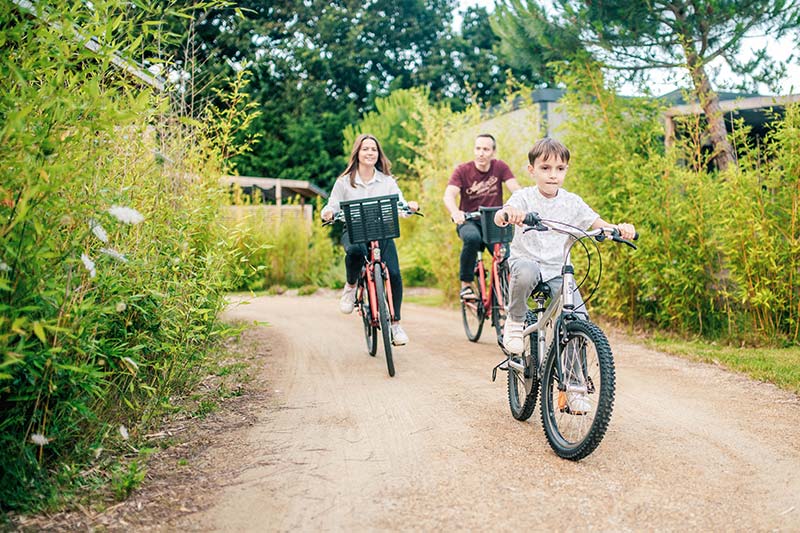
[321, 134, 419, 345]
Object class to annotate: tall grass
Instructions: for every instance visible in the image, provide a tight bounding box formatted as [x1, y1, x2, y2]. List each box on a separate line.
[0, 1, 250, 512]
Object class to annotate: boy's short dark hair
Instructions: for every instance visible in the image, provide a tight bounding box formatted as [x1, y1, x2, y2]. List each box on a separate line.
[476, 133, 496, 150]
[528, 138, 570, 165]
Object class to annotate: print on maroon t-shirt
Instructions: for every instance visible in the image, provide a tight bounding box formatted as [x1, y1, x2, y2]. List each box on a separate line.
[447, 159, 515, 213]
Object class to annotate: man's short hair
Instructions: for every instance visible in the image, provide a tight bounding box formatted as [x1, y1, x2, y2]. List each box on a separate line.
[528, 138, 570, 165]
[476, 133, 496, 150]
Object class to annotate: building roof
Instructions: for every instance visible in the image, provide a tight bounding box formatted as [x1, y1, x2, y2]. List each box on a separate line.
[224, 176, 328, 201]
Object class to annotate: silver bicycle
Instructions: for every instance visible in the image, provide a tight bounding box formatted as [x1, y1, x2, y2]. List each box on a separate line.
[493, 211, 638, 460]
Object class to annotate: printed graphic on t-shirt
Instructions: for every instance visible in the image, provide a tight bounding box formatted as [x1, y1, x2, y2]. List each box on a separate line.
[465, 175, 499, 199]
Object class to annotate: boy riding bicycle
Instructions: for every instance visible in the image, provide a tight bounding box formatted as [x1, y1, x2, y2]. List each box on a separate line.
[494, 138, 636, 358]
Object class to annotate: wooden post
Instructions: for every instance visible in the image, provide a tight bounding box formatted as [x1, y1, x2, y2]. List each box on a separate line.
[275, 180, 282, 220]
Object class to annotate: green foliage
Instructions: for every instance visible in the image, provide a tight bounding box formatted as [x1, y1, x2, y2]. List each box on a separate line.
[0, 0, 247, 512]
[558, 62, 800, 345]
[222, 198, 340, 291]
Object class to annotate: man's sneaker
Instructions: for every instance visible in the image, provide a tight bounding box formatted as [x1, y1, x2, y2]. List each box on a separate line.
[339, 284, 357, 314]
[503, 320, 524, 354]
[567, 391, 591, 415]
[460, 286, 478, 300]
[391, 324, 409, 345]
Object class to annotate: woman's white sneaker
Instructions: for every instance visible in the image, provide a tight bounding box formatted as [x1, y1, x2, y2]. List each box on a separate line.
[391, 324, 408, 345]
[339, 284, 357, 314]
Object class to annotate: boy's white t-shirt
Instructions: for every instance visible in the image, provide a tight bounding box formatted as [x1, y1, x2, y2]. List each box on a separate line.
[505, 186, 599, 281]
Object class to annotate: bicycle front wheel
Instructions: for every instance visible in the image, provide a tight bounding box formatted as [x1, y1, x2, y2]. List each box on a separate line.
[461, 266, 485, 342]
[540, 320, 615, 461]
[358, 282, 377, 356]
[491, 261, 510, 339]
[373, 265, 395, 377]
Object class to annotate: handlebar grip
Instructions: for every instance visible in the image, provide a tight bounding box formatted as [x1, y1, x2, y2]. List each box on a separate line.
[502, 211, 542, 226]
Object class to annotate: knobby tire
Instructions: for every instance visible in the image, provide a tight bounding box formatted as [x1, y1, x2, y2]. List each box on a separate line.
[540, 320, 615, 461]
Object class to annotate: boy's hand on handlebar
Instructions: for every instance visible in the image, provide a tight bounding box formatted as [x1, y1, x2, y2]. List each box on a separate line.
[615, 223, 636, 241]
[496, 207, 525, 227]
[321, 209, 334, 222]
[407, 201, 419, 213]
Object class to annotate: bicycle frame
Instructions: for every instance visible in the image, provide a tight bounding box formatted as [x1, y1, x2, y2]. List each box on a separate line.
[359, 241, 396, 326]
[473, 243, 509, 315]
[507, 227, 606, 386]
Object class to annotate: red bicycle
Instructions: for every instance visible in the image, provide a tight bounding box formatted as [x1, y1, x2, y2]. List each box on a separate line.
[326, 194, 420, 377]
[459, 206, 513, 344]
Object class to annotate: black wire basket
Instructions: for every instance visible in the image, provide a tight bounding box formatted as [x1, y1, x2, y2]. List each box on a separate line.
[479, 206, 514, 244]
[341, 194, 400, 244]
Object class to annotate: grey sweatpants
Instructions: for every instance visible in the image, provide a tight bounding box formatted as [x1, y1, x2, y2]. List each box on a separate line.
[507, 257, 588, 323]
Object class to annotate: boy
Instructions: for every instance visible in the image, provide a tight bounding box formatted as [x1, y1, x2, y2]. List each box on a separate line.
[494, 138, 636, 357]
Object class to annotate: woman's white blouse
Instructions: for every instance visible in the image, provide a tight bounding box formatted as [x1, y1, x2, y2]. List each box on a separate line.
[321, 170, 407, 217]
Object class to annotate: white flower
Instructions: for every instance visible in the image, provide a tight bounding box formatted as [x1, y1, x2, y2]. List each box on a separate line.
[115, 301, 127, 312]
[119, 425, 129, 440]
[90, 219, 109, 243]
[147, 63, 163, 77]
[31, 433, 49, 446]
[121, 357, 139, 373]
[0, 261, 9, 272]
[81, 253, 96, 278]
[108, 206, 144, 225]
[100, 247, 128, 263]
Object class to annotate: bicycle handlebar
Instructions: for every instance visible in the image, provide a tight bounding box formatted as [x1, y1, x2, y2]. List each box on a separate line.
[503, 211, 639, 249]
[322, 202, 422, 226]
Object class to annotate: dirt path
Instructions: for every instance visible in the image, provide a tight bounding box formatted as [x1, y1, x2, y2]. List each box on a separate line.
[159, 293, 800, 531]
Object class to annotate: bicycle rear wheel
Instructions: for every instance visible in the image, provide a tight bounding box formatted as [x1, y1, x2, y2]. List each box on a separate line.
[461, 263, 485, 342]
[373, 265, 395, 377]
[540, 320, 615, 460]
[358, 282, 377, 356]
[508, 328, 539, 421]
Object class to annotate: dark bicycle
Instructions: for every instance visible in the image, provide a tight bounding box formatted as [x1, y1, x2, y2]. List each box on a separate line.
[325, 194, 420, 377]
[459, 206, 513, 344]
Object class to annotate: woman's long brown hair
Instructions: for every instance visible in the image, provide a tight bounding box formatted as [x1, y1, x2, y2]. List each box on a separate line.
[340, 133, 392, 188]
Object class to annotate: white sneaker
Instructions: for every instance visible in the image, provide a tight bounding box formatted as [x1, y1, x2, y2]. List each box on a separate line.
[503, 320, 524, 354]
[567, 391, 591, 415]
[391, 323, 408, 345]
[339, 284, 357, 314]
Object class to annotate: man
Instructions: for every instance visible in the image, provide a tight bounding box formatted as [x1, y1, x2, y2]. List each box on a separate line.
[443, 133, 521, 299]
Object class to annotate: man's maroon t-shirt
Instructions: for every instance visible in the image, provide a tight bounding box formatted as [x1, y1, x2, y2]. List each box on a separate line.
[447, 159, 515, 213]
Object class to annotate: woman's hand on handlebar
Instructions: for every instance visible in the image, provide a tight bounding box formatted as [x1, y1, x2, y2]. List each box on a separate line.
[407, 201, 420, 213]
[321, 209, 335, 222]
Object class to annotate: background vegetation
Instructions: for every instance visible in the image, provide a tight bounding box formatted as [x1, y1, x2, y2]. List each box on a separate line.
[2, 0, 800, 519]
[0, 0, 254, 513]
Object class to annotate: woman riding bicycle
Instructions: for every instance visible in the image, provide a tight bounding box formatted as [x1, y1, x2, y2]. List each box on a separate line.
[321, 133, 419, 345]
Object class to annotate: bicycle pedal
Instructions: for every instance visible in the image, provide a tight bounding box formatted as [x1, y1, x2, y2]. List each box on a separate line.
[491, 359, 509, 382]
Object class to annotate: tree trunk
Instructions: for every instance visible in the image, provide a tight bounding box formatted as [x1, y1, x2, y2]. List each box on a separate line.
[684, 46, 737, 172]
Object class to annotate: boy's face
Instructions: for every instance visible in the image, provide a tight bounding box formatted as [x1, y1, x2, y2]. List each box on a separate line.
[528, 154, 568, 198]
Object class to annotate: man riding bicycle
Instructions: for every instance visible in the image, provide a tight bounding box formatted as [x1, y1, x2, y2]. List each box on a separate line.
[443, 134, 520, 300]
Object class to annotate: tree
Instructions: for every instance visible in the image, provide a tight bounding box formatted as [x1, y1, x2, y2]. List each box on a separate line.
[491, 0, 800, 171]
[158, 0, 462, 187]
[416, 6, 538, 109]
